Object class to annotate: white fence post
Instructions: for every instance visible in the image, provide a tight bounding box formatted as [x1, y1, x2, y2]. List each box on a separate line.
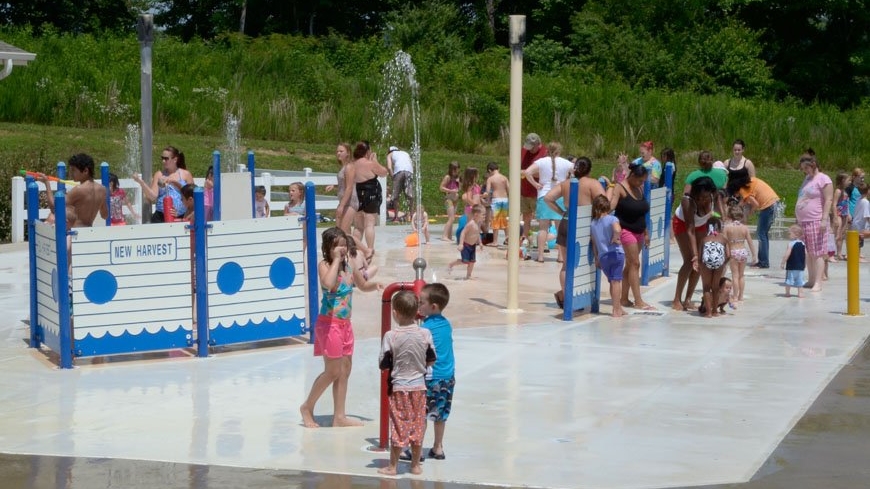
[133, 184, 143, 224]
[262, 172, 273, 203]
[11, 176, 25, 243]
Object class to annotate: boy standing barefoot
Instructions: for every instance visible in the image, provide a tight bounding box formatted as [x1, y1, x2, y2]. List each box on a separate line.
[378, 291, 435, 476]
[448, 205, 484, 279]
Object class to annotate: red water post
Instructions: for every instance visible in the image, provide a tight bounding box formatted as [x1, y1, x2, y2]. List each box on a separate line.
[378, 257, 427, 449]
[163, 195, 175, 223]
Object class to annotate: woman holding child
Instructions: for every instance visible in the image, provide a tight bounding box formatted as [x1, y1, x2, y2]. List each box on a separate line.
[132, 145, 194, 223]
[453, 167, 481, 244]
[672, 167, 720, 311]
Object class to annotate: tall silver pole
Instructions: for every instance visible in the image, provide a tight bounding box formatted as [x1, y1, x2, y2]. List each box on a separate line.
[507, 15, 525, 311]
[138, 14, 154, 222]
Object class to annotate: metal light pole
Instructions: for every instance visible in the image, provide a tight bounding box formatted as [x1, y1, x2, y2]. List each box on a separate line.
[138, 14, 154, 223]
[507, 15, 525, 311]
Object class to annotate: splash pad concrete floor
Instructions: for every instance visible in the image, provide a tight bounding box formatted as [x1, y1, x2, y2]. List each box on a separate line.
[1, 222, 869, 489]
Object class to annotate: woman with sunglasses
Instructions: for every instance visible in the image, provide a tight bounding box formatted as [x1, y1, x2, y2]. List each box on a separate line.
[133, 146, 195, 223]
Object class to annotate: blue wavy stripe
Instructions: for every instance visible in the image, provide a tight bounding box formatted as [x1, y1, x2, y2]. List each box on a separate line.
[40, 321, 60, 353]
[646, 262, 666, 278]
[209, 315, 306, 347]
[74, 325, 193, 358]
[569, 292, 594, 313]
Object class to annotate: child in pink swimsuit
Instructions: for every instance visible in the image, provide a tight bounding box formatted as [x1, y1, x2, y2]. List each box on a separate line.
[723, 204, 756, 302]
[300, 227, 381, 429]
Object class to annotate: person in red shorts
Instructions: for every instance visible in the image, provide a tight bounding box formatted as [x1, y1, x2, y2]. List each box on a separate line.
[378, 291, 436, 476]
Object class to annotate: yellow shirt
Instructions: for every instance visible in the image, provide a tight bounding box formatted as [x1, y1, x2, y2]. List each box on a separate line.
[739, 178, 779, 210]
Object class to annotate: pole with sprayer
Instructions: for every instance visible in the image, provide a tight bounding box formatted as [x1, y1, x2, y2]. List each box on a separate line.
[507, 15, 525, 312]
[138, 14, 154, 223]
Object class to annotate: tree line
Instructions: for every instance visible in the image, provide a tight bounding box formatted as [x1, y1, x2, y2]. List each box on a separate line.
[2, 0, 868, 108]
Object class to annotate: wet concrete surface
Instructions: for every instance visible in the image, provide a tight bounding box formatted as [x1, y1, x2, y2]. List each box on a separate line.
[2, 336, 869, 489]
[704, 339, 870, 489]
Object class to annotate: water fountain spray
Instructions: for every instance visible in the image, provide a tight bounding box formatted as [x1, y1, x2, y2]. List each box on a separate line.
[123, 123, 142, 223]
[377, 51, 424, 262]
[123, 123, 141, 178]
[225, 113, 241, 173]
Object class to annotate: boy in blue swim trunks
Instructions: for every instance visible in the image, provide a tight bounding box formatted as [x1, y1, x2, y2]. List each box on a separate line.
[447, 204, 484, 279]
[401, 282, 455, 462]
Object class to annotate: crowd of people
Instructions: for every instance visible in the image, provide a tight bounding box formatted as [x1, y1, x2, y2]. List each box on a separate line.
[35, 139, 870, 311]
[297, 136, 870, 475]
[671, 146, 868, 314]
[384, 135, 869, 319]
[419, 135, 677, 308]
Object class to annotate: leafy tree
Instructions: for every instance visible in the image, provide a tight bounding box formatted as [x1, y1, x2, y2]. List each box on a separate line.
[155, 0, 396, 39]
[524, 35, 572, 75]
[734, 0, 870, 107]
[683, 20, 774, 97]
[0, 0, 867, 106]
[240, 0, 389, 37]
[155, 0, 242, 40]
[382, 1, 474, 66]
[567, 0, 773, 97]
[0, 0, 137, 34]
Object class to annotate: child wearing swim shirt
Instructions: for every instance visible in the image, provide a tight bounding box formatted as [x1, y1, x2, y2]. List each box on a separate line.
[781, 225, 807, 298]
[378, 290, 435, 476]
